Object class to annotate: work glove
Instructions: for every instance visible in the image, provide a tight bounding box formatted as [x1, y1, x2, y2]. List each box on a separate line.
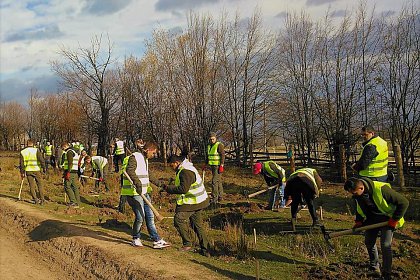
[388, 218, 398, 229]
[63, 171, 71, 181]
[99, 177, 104, 182]
[20, 173, 26, 179]
[202, 165, 208, 171]
[218, 165, 224, 173]
[353, 221, 363, 228]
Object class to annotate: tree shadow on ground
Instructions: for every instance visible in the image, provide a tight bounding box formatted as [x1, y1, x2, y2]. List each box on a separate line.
[28, 219, 128, 244]
[191, 260, 257, 280]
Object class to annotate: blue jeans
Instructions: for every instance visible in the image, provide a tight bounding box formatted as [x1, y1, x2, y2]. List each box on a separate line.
[269, 183, 285, 209]
[126, 194, 160, 241]
[365, 226, 394, 275]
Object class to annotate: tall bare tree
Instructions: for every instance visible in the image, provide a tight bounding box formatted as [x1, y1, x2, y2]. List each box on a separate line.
[51, 35, 117, 155]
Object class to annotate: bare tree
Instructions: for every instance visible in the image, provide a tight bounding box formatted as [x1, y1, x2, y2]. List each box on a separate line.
[51, 35, 118, 155]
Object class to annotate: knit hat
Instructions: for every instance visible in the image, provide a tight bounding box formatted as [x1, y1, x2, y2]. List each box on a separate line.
[253, 162, 262, 175]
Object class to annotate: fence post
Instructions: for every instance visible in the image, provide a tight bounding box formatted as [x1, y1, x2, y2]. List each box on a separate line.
[163, 141, 167, 167]
[393, 144, 405, 191]
[339, 144, 347, 182]
[289, 145, 295, 173]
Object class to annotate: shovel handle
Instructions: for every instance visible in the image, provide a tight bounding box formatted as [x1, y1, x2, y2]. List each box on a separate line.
[329, 221, 389, 238]
[248, 185, 277, 198]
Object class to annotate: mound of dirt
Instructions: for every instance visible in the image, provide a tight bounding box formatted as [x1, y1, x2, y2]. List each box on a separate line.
[0, 197, 228, 280]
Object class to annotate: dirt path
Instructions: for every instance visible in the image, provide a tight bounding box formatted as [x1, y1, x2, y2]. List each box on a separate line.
[0, 226, 62, 280]
[0, 197, 227, 280]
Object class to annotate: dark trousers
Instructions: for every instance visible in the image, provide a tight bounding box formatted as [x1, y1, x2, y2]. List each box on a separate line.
[365, 226, 394, 275]
[114, 154, 125, 172]
[287, 177, 318, 222]
[174, 209, 209, 251]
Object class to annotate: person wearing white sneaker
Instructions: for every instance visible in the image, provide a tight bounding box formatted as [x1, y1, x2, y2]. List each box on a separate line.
[132, 238, 143, 247]
[122, 140, 170, 249]
[153, 239, 171, 249]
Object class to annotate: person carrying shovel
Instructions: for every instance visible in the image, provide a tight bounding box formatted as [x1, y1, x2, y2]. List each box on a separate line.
[343, 177, 409, 280]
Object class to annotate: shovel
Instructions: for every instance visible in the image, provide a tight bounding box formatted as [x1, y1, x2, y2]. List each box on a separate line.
[321, 221, 389, 252]
[17, 177, 25, 200]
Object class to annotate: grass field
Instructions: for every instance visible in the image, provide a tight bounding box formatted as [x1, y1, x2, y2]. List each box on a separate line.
[1, 151, 419, 279]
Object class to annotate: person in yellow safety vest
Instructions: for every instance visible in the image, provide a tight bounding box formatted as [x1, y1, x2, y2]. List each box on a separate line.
[121, 140, 170, 249]
[60, 142, 82, 208]
[84, 155, 110, 192]
[344, 177, 409, 280]
[285, 168, 323, 230]
[113, 137, 126, 173]
[19, 139, 46, 204]
[204, 132, 225, 205]
[253, 161, 288, 210]
[43, 141, 54, 173]
[161, 154, 211, 257]
[352, 125, 389, 182]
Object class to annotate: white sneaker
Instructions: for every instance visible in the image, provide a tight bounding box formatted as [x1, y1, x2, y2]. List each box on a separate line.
[131, 238, 143, 247]
[153, 239, 171, 249]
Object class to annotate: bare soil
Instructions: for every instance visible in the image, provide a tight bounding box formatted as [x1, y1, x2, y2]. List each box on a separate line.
[0, 197, 227, 280]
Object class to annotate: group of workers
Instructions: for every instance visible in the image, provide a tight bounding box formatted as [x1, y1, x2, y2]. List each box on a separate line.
[18, 125, 409, 279]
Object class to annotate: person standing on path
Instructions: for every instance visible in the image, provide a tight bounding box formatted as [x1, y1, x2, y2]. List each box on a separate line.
[121, 140, 170, 249]
[20, 139, 46, 204]
[162, 155, 211, 257]
[205, 132, 225, 205]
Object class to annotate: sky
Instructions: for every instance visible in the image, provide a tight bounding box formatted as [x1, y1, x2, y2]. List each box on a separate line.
[0, 0, 411, 104]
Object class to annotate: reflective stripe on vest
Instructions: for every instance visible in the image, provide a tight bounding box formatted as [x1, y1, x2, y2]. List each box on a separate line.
[62, 149, 79, 171]
[115, 141, 125, 155]
[45, 145, 53, 156]
[356, 180, 405, 228]
[207, 142, 220, 165]
[359, 136, 388, 177]
[120, 152, 151, 195]
[21, 147, 41, 172]
[175, 160, 208, 205]
[263, 161, 286, 183]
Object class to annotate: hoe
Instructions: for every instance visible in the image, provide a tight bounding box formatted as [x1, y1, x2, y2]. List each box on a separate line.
[321, 221, 389, 252]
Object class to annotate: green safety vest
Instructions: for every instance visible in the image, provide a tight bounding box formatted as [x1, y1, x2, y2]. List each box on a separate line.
[356, 180, 405, 228]
[263, 161, 286, 183]
[175, 162, 208, 206]
[359, 136, 388, 177]
[120, 153, 152, 196]
[207, 142, 221, 166]
[61, 149, 80, 171]
[21, 147, 41, 172]
[44, 145, 53, 156]
[115, 141, 125, 155]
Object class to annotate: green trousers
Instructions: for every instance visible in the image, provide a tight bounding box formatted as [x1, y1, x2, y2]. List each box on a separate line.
[174, 209, 209, 251]
[64, 172, 81, 204]
[26, 171, 45, 202]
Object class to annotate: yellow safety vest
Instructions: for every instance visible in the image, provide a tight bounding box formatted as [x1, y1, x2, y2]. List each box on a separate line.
[356, 180, 405, 228]
[263, 161, 286, 183]
[120, 152, 152, 196]
[207, 142, 220, 166]
[359, 136, 388, 177]
[289, 168, 319, 196]
[21, 147, 41, 172]
[44, 145, 53, 156]
[115, 141, 125, 155]
[62, 149, 79, 171]
[175, 160, 208, 205]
